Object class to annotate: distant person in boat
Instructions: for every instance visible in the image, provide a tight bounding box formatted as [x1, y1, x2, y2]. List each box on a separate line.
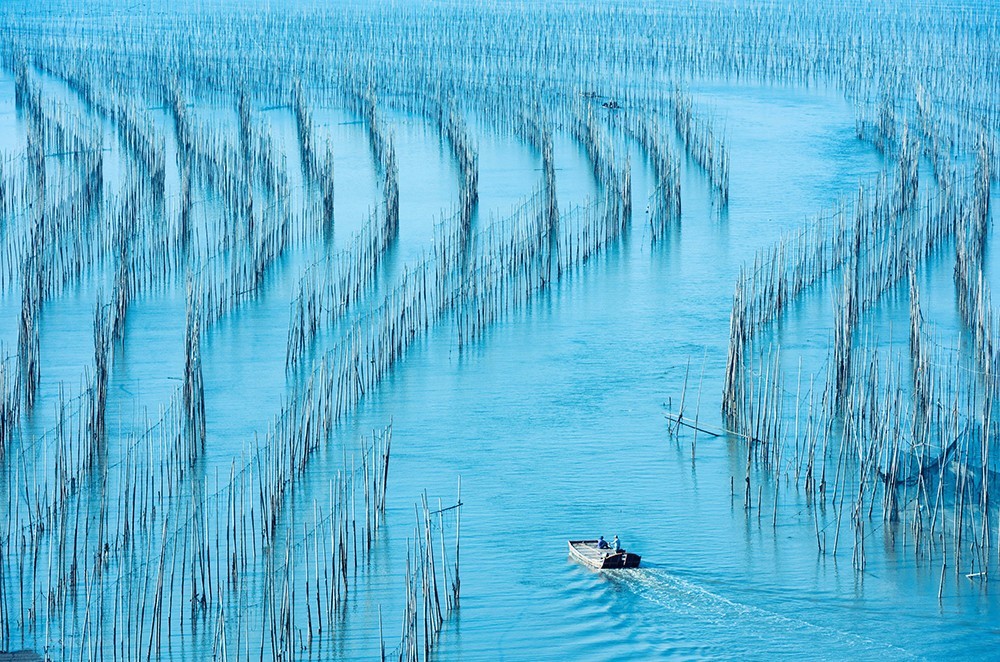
[597, 535, 610, 549]
[612, 535, 622, 552]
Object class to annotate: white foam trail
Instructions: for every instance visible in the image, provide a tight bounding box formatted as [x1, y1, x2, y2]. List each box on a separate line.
[613, 568, 918, 659]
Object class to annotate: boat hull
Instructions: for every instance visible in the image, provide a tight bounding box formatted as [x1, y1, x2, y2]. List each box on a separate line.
[568, 540, 641, 569]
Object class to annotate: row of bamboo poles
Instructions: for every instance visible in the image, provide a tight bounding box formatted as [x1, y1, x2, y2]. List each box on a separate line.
[711, 79, 1000, 582]
[0, 33, 639, 662]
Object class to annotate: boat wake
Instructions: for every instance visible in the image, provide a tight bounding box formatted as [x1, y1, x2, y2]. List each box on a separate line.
[606, 567, 918, 659]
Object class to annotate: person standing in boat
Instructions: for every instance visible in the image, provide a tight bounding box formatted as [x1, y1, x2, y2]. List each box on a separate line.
[612, 535, 622, 552]
[597, 535, 610, 549]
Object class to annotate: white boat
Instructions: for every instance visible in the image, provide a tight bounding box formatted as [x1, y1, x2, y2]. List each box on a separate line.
[568, 539, 640, 569]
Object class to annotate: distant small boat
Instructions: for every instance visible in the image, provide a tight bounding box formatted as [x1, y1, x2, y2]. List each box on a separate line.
[568, 540, 641, 569]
